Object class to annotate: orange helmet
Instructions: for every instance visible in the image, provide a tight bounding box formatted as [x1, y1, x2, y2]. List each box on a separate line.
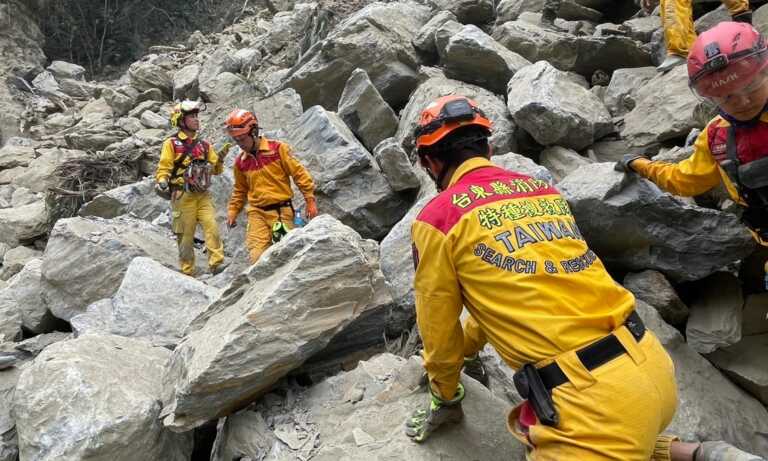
[414, 95, 492, 149]
[225, 109, 258, 137]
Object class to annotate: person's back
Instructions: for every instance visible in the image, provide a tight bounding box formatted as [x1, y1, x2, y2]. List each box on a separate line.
[413, 159, 634, 369]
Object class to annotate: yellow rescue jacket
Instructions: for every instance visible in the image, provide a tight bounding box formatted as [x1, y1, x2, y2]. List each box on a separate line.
[227, 137, 315, 220]
[632, 112, 768, 245]
[412, 157, 636, 399]
[155, 131, 224, 187]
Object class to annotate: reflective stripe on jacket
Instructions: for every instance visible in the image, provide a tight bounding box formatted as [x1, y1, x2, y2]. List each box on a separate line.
[412, 157, 635, 400]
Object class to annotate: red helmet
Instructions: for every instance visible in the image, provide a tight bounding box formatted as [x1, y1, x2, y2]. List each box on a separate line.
[414, 95, 492, 150]
[225, 109, 258, 137]
[688, 22, 768, 99]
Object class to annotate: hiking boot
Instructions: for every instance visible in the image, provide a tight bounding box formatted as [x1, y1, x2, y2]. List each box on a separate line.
[696, 441, 765, 461]
[463, 354, 490, 388]
[657, 54, 686, 73]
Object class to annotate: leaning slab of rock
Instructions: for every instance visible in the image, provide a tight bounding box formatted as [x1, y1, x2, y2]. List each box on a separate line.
[443, 25, 531, 95]
[539, 146, 592, 182]
[507, 61, 613, 150]
[41, 215, 179, 321]
[412, 11, 458, 56]
[285, 2, 431, 110]
[162, 216, 393, 431]
[396, 75, 517, 155]
[604, 66, 658, 117]
[708, 334, 768, 405]
[287, 106, 408, 239]
[71, 257, 218, 347]
[637, 300, 768, 456]
[338, 69, 398, 152]
[0, 202, 49, 247]
[557, 163, 755, 281]
[0, 259, 57, 335]
[172, 63, 200, 101]
[373, 137, 421, 192]
[623, 270, 689, 326]
[492, 20, 652, 76]
[211, 353, 524, 461]
[12, 334, 192, 461]
[78, 178, 167, 220]
[621, 65, 705, 148]
[686, 272, 743, 354]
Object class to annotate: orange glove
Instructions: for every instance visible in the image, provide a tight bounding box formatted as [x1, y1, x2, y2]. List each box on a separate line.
[306, 197, 318, 220]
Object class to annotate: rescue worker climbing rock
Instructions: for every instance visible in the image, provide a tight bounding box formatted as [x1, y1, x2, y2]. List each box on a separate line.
[641, 0, 751, 72]
[404, 95, 679, 459]
[617, 22, 768, 284]
[155, 100, 229, 276]
[224, 109, 317, 264]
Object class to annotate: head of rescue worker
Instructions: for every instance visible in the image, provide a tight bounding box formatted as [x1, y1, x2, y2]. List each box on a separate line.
[407, 95, 681, 460]
[225, 108, 260, 153]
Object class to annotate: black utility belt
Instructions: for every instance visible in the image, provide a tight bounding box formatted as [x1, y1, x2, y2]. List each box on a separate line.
[513, 310, 646, 426]
[257, 200, 292, 212]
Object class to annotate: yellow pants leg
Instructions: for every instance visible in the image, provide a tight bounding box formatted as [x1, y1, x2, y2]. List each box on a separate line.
[245, 206, 294, 264]
[508, 330, 678, 461]
[660, 0, 696, 57]
[722, 0, 749, 15]
[172, 192, 199, 276]
[196, 192, 224, 270]
[462, 315, 487, 358]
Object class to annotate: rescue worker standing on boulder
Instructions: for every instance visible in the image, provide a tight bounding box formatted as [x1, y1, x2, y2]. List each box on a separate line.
[224, 109, 317, 264]
[618, 22, 768, 281]
[155, 100, 228, 276]
[404, 94, 679, 459]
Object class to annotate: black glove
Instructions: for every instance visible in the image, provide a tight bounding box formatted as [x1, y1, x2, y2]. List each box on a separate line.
[614, 153, 647, 173]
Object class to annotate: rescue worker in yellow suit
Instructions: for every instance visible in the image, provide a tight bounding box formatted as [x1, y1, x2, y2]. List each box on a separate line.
[155, 100, 229, 276]
[642, 0, 751, 73]
[224, 109, 318, 264]
[405, 95, 763, 461]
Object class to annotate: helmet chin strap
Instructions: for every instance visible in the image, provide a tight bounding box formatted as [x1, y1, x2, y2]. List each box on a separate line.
[719, 102, 768, 128]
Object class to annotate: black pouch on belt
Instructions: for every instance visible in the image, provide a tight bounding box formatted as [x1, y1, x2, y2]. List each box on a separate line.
[513, 363, 560, 427]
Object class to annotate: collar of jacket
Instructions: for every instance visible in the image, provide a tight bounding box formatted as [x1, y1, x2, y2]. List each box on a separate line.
[447, 156, 494, 187]
[176, 130, 198, 141]
[718, 104, 768, 128]
[248, 136, 270, 155]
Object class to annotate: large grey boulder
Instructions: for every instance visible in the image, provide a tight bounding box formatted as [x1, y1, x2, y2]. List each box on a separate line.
[257, 3, 326, 68]
[102, 87, 138, 117]
[0, 245, 41, 280]
[507, 61, 613, 150]
[492, 151, 556, 184]
[0, 259, 57, 335]
[708, 334, 768, 405]
[412, 11, 458, 56]
[12, 334, 192, 461]
[492, 21, 652, 76]
[128, 61, 173, 96]
[162, 216, 394, 431]
[47, 60, 85, 81]
[604, 66, 658, 117]
[623, 15, 661, 43]
[557, 163, 755, 281]
[429, 0, 495, 24]
[78, 178, 167, 220]
[0, 143, 35, 170]
[172, 63, 200, 101]
[621, 65, 705, 148]
[199, 48, 241, 94]
[285, 2, 431, 110]
[637, 300, 768, 456]
[41, 215, 179, 321]
[623, 270, 688, 327]
[0, 365, 21, 461]
[71, 257, 218, 347]
[373, 138, 421, 192]
[0, 201, 49, 247]
[251, 88, 304, 134]
[202, 72, 261, 104]
[435, 20, 466, 60]
[540, 146, 592, 182]
[396, 75, 517, 155]
[210, 353, 524, 461]
[287, 106, 408, 239]
[338, 69, 398, 152]
[0, 297, 20, 342]
[686, 272, 743, 354]
[443, 25, 531, 95]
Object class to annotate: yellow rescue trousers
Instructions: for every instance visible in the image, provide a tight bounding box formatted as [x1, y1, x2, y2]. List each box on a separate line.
[171, 190, 224, 275]
[463, 316, 678, 461]
[245, 205, 294, 264]
[661, 0, 749, 57]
